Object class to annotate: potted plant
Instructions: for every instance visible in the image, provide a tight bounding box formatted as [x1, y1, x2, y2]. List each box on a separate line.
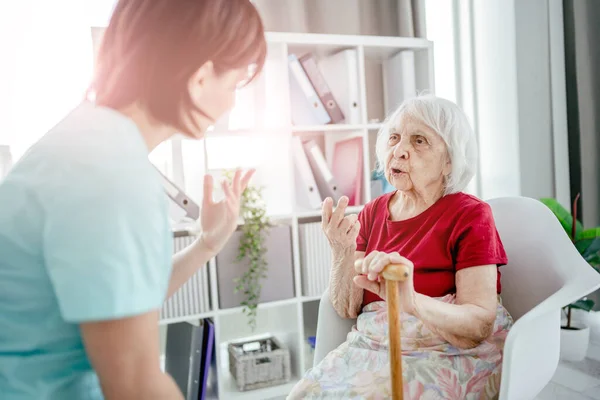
[540, 194, 600, 361]
[224, 171, 272, 331]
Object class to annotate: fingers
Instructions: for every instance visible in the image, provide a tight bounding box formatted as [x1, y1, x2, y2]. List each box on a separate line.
[231, 169, 242, 195]
[348, 219, 360, 239]
[239, 169, 255, 192]
[356, 252, 412, 281]
[388, 252, 414, 269]
[356, 251, 378, 275]
[330, 196, 349, 227]
[203, 174, 215, 206]
[368, 252, 391, 280]
[338, 214, 358, 233]
[321, 197, 333, 228]
[221, 178, 233, 200]
[224, 168, 254, 201]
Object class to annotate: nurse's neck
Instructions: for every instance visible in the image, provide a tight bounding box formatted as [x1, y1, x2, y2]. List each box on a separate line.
[117, 103, 175, 153]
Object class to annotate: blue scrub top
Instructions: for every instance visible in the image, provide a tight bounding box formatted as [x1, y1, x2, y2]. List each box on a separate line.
[0, 102, 173, 399]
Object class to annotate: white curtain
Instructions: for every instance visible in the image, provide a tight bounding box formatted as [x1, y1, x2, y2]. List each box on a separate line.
[253, 0, 426, 38]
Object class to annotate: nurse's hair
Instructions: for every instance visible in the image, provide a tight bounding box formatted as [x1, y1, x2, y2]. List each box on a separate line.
[89, 0, 266, 136]
[375, 94, 478, 195]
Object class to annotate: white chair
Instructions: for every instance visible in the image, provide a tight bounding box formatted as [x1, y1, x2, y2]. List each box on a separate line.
[313, 196, 600, 400]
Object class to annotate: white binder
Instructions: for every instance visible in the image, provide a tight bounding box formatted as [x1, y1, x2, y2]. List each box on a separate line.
[288, 54, 332, 125]
[291, 136, 323, 209]
[383, 50, 417, 115]
[302, 139, 341, 202]
[318, 49, 362, 124]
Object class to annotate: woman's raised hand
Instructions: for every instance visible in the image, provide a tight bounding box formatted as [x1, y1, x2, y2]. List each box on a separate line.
[199, 169, 255, 255]
[353, 251, 417, 314]
[321, 196, 360, 252]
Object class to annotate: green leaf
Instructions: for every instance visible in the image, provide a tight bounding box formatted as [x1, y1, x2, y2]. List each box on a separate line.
[576, 227, 600, 240]
[539, 198, 583, 239]
[231, 180, 271, 332]
[586, 252, 600, 268]
[575, 230, 600, 259]
[568, 298, 595, 312]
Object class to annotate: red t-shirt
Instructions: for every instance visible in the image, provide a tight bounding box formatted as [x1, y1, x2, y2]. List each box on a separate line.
[357, 192, 508, 307]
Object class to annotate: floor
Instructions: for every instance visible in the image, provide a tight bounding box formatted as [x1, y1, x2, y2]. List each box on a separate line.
[535, 340, 600, 399]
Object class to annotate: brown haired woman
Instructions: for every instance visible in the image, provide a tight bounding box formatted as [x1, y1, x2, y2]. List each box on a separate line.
[0, 1, 266, 399]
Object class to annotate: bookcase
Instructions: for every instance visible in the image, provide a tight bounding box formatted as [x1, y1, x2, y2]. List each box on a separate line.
[90, 29, 434, 399]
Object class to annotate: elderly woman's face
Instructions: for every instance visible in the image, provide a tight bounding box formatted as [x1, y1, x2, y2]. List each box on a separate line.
[385, 116, 451, 195]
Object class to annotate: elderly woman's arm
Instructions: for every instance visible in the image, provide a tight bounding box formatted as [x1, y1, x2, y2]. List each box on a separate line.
[413, 265, 498, 349]
[329, 249, 365, 319]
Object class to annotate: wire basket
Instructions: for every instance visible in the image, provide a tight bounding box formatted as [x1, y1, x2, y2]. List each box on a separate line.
[228, 336, 291, 392]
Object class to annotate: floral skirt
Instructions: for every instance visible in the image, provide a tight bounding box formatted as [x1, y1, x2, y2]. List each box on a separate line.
[287, 294, 513, 400]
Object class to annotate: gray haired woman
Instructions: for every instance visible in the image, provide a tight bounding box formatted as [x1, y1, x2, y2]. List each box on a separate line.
[289, 94, 513, 399]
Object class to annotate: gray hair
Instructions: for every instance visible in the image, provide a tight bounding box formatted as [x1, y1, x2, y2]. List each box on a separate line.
[375, 94, 478, 195]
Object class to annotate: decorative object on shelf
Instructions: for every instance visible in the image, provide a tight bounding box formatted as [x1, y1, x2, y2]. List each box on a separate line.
[540, 194, 600, 361]
[228, 335, 291, 392]
[303, 336, 316, 372]
[370, 166, 395, 198]
[226, 171, 272, 331]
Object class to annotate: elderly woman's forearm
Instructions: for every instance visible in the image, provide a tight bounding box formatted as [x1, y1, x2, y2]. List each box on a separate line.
[329, 248, 362, 319]
[413, 293, 496, 348]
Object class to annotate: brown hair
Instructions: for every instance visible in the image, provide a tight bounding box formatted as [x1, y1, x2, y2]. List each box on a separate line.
[90, 0, 267, 135]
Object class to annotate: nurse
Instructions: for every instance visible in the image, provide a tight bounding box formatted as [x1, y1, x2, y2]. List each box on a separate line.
[0, 1, 266, 399]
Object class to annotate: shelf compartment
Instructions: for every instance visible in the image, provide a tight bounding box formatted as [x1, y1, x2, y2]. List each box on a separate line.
[298, 221, 332, 298]
[215, 224, 296, 310]
[160, 235, 212, 322]
[217, 303, 302, 399]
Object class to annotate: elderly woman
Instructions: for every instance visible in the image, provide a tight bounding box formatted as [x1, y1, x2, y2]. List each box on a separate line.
[288, 95, 513, 399]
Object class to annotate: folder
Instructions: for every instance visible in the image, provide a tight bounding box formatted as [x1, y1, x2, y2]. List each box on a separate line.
[302, 140, 341, 202]
[298, 53, 345, 124]
[288, 54, 332, 125]
[155, 166, 200, 222]
[332, 137, 363, 206]
[317, 49, 362, 124]
[291, 136, 323, 209]
[384, 50, 417, 115]
[165, 322, 204, 400]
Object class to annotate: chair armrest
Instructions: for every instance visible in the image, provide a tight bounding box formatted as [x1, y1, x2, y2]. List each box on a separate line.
[313, 289, 356, 367]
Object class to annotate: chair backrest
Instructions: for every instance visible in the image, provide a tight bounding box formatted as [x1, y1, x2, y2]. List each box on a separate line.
[490, 197, 567, 320]
[487, 196, 600, 400]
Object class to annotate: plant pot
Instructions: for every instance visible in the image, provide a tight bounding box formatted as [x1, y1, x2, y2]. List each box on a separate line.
[560, 323, 590, 362]
[572, 310, 600, 344]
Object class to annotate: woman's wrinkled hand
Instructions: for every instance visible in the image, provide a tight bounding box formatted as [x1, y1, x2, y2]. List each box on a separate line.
[199, 169, 255, 255]
[353, 251, 417, 315]
[321, 196, 360, 253]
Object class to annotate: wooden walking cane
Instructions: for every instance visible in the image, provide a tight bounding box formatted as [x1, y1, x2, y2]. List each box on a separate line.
[382, 263, 411, 400]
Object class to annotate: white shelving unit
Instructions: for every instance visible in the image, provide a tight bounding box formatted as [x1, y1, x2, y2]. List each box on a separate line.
[90, 28, 435, 400]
